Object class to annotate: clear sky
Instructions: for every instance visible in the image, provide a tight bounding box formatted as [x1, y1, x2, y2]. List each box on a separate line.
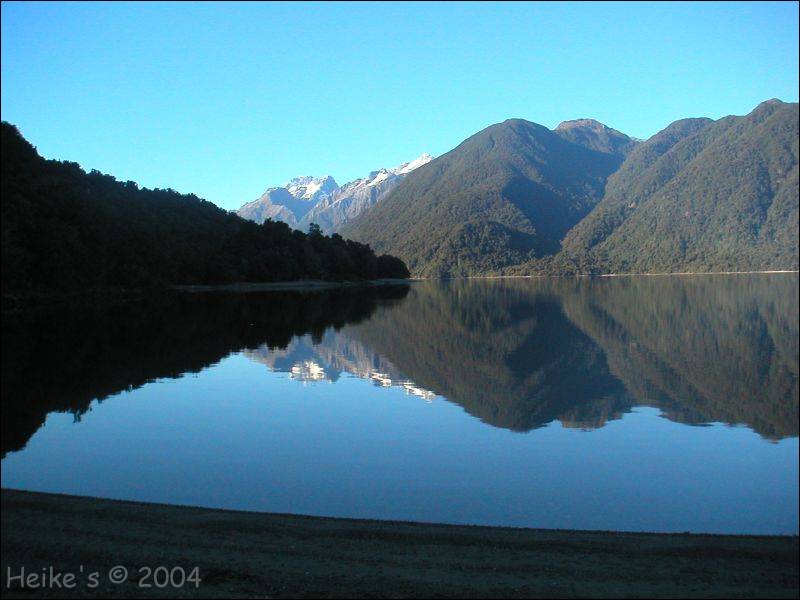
[2, 1, 798, 210]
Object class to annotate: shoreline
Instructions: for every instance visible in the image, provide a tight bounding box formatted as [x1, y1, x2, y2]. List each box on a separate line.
[174, 277, 414, 293]
[4, 270, 796, 307]
[0, 278, 415, 310]
[2, 489, 797, 598]
[597, 269, 799, 277]
[467, 269, 799, 280]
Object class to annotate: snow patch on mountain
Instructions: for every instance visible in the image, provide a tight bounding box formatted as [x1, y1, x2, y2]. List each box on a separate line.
[393, 153, 433, 175]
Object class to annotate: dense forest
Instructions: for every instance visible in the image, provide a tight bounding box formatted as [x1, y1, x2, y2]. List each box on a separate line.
[534, 99, 799, 274]
[0, 122, 409, 295]
[340, 118, 630, 277]
[344, 100, 798, 277]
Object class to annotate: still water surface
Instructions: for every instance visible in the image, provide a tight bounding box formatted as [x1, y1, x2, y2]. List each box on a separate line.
[2, 275, 798, 534]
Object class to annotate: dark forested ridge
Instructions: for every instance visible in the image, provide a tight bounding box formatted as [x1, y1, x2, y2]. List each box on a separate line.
[344, 100, 798, 277]
[340, 118, 631, 277]
[0, 122, 409, 296]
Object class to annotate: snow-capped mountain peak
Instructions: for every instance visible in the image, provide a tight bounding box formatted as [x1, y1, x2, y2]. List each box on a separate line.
[284, 175, 338, 201]
[237, 153, 433, 232]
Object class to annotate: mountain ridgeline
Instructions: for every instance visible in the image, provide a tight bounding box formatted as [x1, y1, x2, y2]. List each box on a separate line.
[236, 154, 433, 234]
[0, 122, 410, 295]
[3, 99, 797, 288]
[343, 100, 799, 276]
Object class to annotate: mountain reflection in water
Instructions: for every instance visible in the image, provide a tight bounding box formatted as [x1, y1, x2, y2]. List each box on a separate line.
[2, 274, 797, 459]
[1, 286, 410, 456]
[243, 275, 798, 439]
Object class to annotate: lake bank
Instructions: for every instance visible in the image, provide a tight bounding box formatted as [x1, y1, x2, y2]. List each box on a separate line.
[2, 489, 797, 599]
[174, 278, 413, 293]
[473, 270, 800, 280]
[6, 271, 795, 310]
[1, 278, 414, 311]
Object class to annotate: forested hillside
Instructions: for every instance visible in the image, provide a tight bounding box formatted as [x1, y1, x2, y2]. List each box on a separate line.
[1, 122, 409, 295]
[341, 119, 631, 277]
[345, 100, 798, 277]
[535, 99, 799, 274]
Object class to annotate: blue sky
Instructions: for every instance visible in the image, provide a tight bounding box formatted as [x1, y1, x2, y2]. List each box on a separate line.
[2, 1, 798, 210]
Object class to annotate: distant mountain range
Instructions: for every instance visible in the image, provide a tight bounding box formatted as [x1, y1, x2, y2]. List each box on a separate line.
[4, 98, 798, 287]
[237, 153, 433, 233]
[338, 99, 798, 276]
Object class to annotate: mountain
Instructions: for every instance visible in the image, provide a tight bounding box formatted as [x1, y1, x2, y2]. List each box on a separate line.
[298, 153, 433, 233]
[341, 119, 632, 277]
[237, 154, 432, 233]
[555, 118, 639, 156]
[237, 175, 338, 229]
[344, 100, 798, 277]
[285, 175, 339, 201]
[528, 99, 800, 274]
[0, 122, 410, 295]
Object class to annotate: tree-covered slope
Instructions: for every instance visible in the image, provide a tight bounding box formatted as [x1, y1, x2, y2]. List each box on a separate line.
[1, 123, 409, 294]
[542, 99, 799, 273]
[554, 118, 638, 156]
[341, 119, 630, 277]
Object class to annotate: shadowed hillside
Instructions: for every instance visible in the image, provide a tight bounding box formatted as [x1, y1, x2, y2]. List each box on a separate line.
[0, 123, 409, 295]
[342, 100, 797, 277]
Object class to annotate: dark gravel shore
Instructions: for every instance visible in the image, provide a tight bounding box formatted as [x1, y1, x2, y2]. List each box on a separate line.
[2, 489, 797, 598]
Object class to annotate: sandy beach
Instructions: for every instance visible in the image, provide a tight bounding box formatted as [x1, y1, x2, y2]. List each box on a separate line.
[2, 489, 797, 598]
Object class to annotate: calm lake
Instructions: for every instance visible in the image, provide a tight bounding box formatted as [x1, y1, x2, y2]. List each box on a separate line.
[2, 275, 798, 534]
